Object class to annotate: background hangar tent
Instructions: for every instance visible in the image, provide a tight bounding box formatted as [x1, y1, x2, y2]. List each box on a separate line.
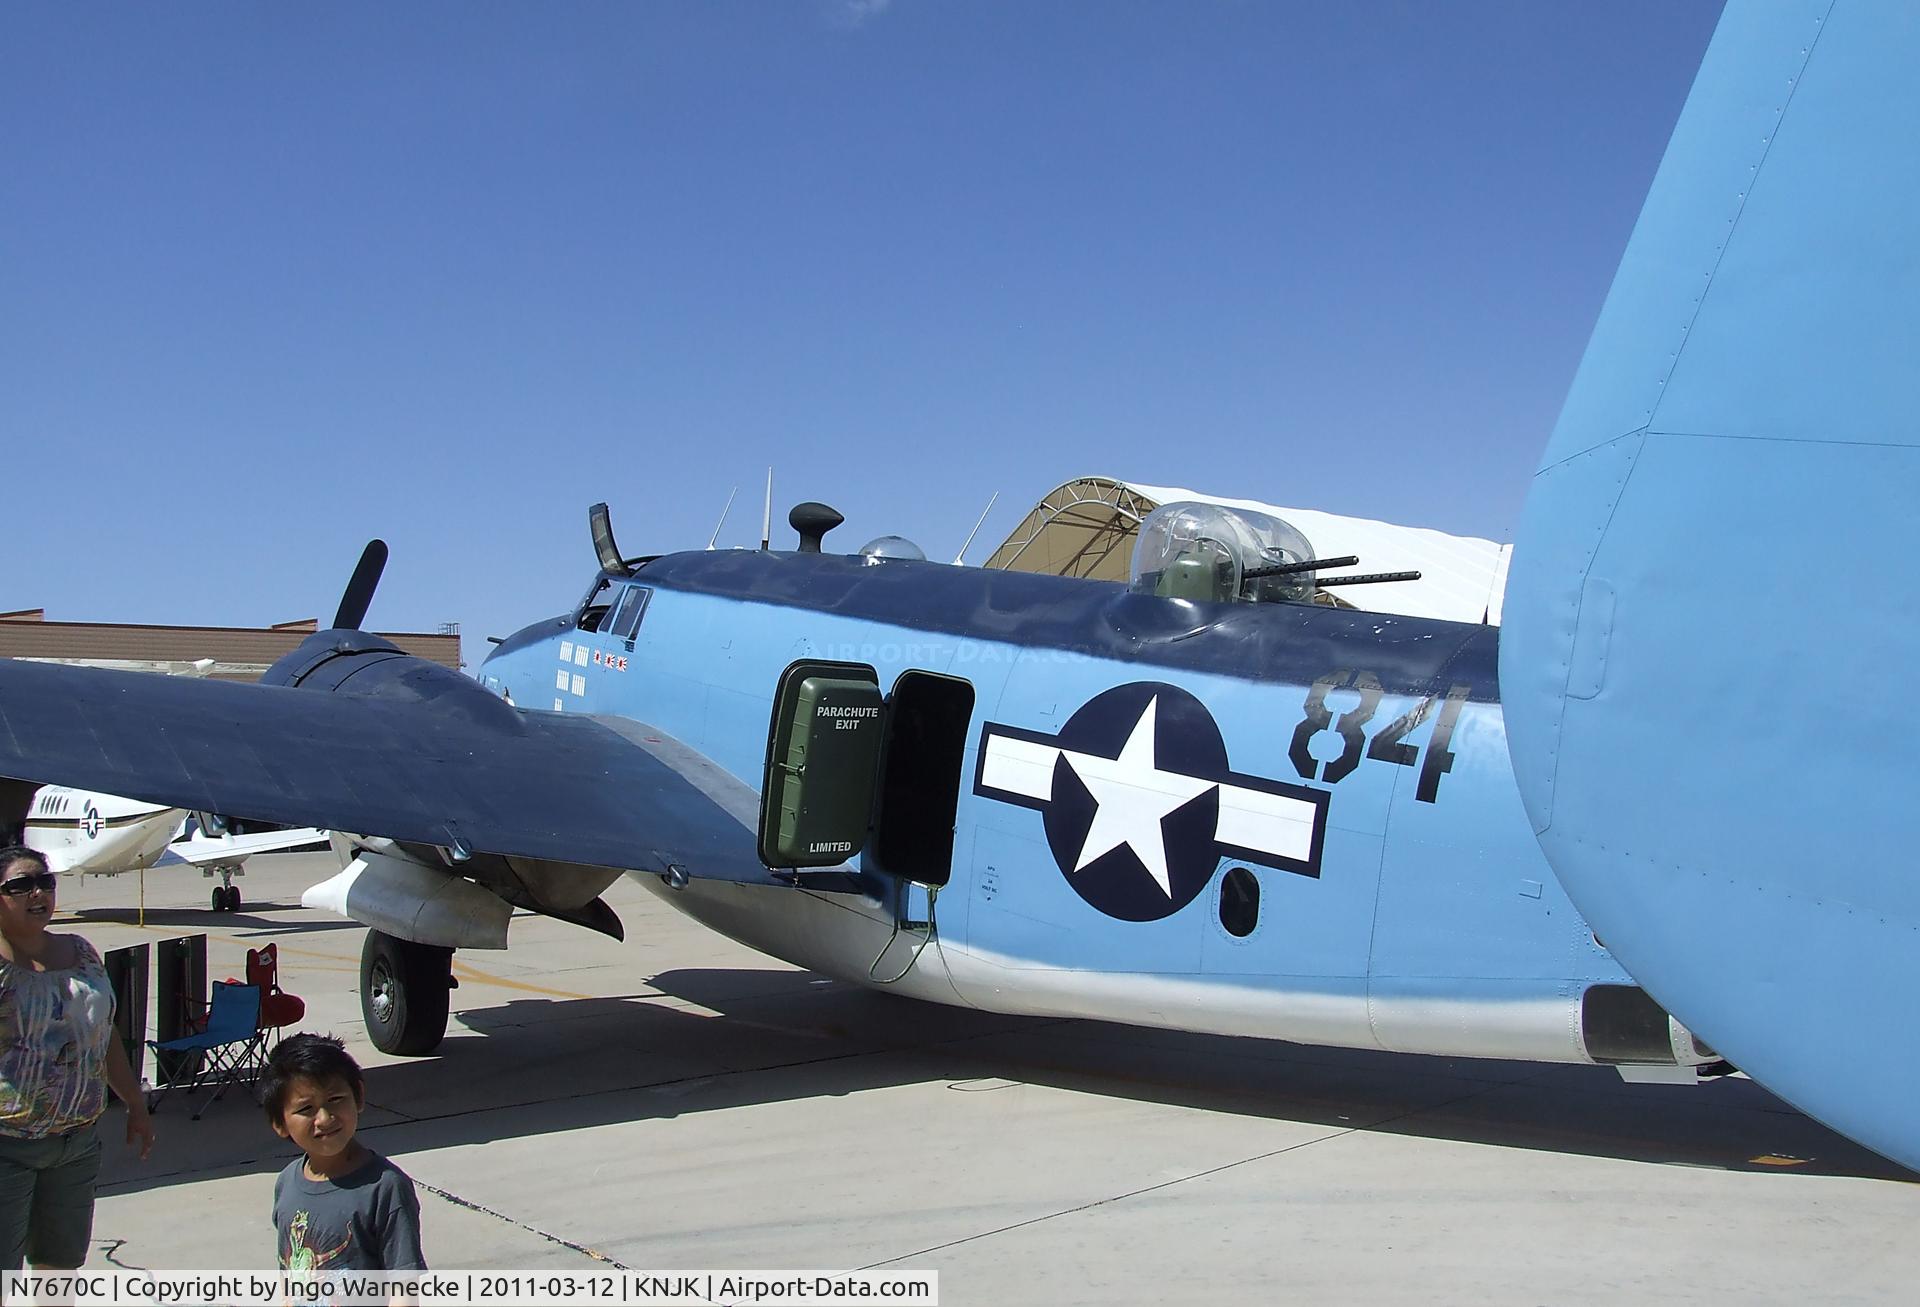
[981, 476, 1511, 624]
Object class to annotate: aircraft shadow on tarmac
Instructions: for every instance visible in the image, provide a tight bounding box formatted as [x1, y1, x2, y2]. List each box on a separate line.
[72, 905, 365, 934]
[104, 966, 1913, 1196]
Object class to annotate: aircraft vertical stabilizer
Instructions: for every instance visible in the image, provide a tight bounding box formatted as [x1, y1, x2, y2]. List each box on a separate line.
[1503, 0, 1920, 1168]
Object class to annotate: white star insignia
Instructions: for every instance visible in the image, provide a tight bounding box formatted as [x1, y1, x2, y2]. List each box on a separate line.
[1063, 696, 1217, 897]
[975, 691, 1326, 896]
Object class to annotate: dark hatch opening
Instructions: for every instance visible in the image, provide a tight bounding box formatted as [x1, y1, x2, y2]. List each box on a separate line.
[869, 671, 975, 887]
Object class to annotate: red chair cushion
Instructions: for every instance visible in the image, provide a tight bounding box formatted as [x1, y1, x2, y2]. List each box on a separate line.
[260, 993, 305, 1027]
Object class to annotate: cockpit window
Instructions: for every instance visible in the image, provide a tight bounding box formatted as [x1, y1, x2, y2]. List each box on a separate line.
[609, 586, 651, 640]
[574, 577, 617, 632]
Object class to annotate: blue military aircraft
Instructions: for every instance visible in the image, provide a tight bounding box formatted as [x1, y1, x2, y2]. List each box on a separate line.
[0, 0, 1911, 1170]
[0, 500, 1718, 1083]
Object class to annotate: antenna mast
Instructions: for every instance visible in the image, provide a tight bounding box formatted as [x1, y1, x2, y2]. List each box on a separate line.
[952, 490, 1000, 565]
[706, 486, 738, 550]
[760, 468, 773, 550]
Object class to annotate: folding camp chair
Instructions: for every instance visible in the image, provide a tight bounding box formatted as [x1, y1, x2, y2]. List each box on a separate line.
[145, 982, 267, 1119]
[245, 943, 306, 1043]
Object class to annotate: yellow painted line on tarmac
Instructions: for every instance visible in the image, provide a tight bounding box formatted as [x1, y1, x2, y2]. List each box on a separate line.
[450, 959, 599, 1002]
[58, 916, 358, 963]
[189, 933, 605, 1002]
[67, 913, 608, 1002]
[252, 939, 358, 963]
[265, 944, 599, 1000]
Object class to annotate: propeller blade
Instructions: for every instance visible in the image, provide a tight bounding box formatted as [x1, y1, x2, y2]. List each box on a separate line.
[331, 540, 389, 631]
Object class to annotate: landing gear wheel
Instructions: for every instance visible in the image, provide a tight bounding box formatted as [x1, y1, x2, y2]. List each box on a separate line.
[360, 930, 453, 1056]
[227, 885, 242, 912]
[211, 886, 226, 912]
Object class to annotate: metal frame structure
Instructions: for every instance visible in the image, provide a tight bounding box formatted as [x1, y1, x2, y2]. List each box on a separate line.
[982, 477, 1160, 581]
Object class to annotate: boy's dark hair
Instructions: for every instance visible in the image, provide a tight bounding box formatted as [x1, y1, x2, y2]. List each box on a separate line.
[0, 846, 50, 878]
[260, 1033, 365, 1124]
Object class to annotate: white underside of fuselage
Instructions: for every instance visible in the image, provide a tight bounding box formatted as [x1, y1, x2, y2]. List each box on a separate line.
[633, 871, 969, 1007]
[633, 872, 1651, 1067]
[934, 941, 1592, 1063]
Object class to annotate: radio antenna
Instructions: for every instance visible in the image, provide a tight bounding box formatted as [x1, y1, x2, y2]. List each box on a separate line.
[706, 486, 738, 550]
[952, 490, 1000, 565]
[760, 468, 773, 551]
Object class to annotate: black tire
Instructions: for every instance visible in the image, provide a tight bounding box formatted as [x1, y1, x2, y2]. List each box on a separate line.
[211, 886, 225, 912]
[227, 885, 242, 912]
[360, 930, 453, 1056]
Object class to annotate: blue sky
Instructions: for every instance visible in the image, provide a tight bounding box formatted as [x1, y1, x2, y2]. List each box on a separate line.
[1, 1, 1724, 655]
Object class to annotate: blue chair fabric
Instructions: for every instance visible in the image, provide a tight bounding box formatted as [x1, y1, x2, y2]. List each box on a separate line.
[145, 981, 267, 1119]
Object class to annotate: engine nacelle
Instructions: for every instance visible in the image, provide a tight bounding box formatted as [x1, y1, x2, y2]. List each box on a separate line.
[262, 630, 519, 729]
[303, 841, 512, 950]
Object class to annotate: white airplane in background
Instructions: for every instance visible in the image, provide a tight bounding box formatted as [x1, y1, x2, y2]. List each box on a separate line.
[22, 784, 325, 911]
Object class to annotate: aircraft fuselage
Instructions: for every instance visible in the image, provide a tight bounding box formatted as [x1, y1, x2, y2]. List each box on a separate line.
[479, 549, 1700, 1071]
[23, 785, 182, 876]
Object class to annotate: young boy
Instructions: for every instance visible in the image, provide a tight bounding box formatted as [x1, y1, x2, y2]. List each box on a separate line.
[260, 1034, 426, 1273]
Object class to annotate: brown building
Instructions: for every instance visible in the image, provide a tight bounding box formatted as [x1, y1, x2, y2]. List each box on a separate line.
[0, 609, 461, 682]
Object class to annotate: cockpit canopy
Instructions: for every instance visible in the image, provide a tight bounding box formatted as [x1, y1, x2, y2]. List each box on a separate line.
[1129, 501, 1319, 605]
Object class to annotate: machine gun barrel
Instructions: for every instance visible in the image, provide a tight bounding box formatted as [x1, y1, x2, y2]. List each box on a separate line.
[1242, 555, 1359, 580]
[1314, 570, 1422, 587]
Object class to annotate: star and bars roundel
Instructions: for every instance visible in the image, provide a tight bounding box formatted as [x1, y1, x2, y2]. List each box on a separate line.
[973, 681, 1329, 922]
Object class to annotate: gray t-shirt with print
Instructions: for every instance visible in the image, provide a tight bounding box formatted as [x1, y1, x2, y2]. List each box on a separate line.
[273, 1151, 426, 1272]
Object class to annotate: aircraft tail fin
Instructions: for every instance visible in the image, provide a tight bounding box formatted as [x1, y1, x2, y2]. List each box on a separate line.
[1502, 0, 1920, 1168]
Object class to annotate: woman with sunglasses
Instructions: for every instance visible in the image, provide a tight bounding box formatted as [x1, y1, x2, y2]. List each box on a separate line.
[0, 845, 154, 1271]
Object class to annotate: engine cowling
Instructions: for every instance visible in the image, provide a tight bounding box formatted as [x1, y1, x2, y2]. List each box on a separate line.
[262, 630, 518, 730]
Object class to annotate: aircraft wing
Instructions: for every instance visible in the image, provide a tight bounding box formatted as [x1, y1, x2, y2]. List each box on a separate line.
[160, 827, 329, 867]
[0, 657, 807, 891]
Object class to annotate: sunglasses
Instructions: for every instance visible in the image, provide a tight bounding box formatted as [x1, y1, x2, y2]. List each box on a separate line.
[0, 872, 57, 897]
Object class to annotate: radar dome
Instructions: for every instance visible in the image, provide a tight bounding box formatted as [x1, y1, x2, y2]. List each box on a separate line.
[858, 535, 927, 564]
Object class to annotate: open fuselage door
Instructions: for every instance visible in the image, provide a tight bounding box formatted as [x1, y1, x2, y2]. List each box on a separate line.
[758, 660, 975, 978]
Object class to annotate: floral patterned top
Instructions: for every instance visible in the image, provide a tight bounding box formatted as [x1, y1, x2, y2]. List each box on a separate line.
[0, 936, 113, 1138]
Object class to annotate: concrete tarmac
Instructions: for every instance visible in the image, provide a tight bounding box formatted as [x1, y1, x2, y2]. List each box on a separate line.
[55, 852, 1915, 1304]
